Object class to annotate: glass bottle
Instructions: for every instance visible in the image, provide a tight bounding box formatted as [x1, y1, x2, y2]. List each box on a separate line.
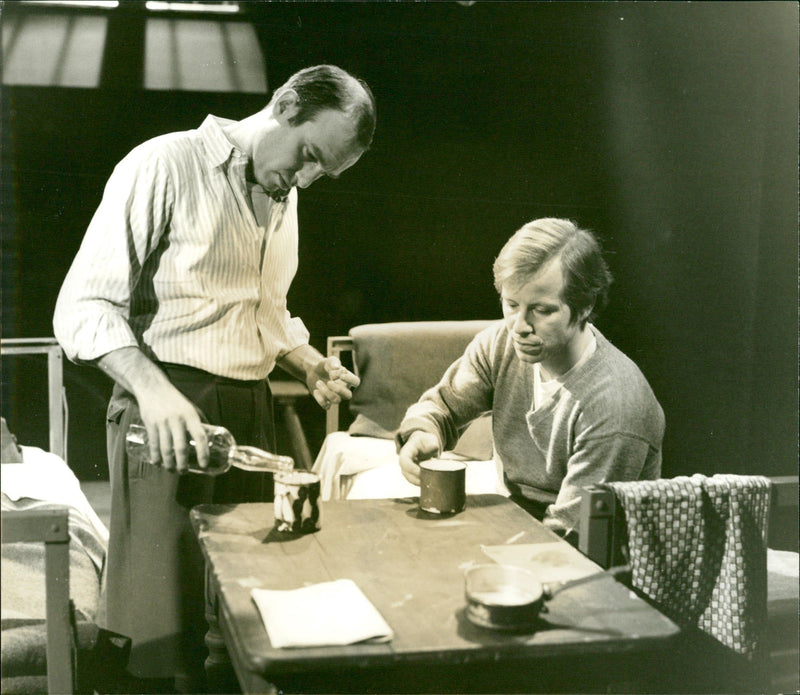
[126, 422, 294, 475]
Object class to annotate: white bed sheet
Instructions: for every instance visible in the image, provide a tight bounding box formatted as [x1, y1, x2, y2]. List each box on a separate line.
[312, 431, 509, 501]
[1, 445, 109, 546]
[2, 446, 110, 625]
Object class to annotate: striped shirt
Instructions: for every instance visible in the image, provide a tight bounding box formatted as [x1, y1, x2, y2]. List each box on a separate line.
[53, 115, 310, 380]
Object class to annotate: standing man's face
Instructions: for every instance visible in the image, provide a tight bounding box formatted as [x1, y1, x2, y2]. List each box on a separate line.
[501, 256, 588, 375]
[252, 94, 364, 199]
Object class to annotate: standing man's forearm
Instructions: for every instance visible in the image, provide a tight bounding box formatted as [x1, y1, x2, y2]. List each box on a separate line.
[96, 346, 210, 471]
[95, 346, 173, 399]
[276, 343, 326, 385]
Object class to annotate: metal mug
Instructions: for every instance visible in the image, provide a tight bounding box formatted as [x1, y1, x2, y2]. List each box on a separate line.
[274, 470, 322, 533]
[419, 459, 466, 515]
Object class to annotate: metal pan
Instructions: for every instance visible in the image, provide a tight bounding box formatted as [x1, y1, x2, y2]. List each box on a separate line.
[464, 563, 630, 631]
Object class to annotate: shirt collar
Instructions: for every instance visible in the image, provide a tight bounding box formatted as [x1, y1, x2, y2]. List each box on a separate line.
[198, 115, 290, 204]
[198, 115, 240, 169]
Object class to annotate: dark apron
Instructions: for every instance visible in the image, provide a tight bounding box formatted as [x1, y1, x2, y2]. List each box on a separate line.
[102, 363, 276, 685]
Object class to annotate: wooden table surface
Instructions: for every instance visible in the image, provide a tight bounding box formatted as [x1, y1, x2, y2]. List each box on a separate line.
[190, 495, 678, 692]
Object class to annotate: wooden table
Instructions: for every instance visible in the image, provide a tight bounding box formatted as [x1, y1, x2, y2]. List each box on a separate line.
[190, 495, 679, 694]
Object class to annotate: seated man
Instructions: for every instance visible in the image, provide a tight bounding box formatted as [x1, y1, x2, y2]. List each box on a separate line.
[397, 218, 664, 541]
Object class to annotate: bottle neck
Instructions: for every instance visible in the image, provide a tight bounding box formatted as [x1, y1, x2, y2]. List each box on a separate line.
[228, 445, 294, 473]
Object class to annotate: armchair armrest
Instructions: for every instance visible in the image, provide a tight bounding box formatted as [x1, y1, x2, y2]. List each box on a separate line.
[578, 475, 800, 565]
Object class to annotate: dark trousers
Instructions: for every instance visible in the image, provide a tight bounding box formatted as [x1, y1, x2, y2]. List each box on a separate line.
[102, 363, 275, 688]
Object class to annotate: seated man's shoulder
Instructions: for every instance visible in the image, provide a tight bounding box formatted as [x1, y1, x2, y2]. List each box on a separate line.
[478, 321, 525, 357]
[464, 320, 514, 365]
[576, 335, 663, 430]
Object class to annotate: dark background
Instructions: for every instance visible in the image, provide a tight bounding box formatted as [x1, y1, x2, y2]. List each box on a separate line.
[2, 1, 797, 482]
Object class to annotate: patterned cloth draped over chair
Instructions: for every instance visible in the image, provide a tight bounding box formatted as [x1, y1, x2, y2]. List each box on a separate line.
[605, 474, 771, 659]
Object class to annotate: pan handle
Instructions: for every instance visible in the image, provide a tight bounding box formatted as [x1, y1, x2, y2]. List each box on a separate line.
[542, 564, 630, 600]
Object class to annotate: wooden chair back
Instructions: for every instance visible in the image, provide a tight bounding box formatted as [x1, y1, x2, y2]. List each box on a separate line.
[578, 475, 799, 567]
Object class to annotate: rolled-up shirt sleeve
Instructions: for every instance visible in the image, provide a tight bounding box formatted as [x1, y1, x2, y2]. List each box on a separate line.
[54, 147, 174, 363]
[277, 315, 311, 357]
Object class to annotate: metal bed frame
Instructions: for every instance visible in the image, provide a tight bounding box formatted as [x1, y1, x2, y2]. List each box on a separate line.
[2, 337, 75, 693]
[1, 337, 67, 462]
[1, 507, 75, 694]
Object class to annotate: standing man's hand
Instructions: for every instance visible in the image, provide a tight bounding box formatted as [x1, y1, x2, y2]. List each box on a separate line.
[136, 385, 209, 474]
[96, 347, 209, 473]
[308, 355, 360, 410]
[277, 345, 360, 411]
[398, 431, 440, 486]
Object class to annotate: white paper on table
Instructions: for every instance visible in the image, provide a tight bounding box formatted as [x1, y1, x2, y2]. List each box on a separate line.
[480, 542, 601, 584]
[251, 578, 394, 648]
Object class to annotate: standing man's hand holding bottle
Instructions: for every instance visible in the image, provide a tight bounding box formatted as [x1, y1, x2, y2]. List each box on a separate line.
[96, 346, 210, 473]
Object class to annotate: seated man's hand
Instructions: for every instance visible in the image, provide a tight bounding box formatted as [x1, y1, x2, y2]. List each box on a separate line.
[398, 431, 440, 486]
[309, 356, 360, 410]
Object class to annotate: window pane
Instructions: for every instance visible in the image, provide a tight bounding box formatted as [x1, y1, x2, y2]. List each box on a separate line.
[2, 13, 107, 87]
[144, 18, 266, 93]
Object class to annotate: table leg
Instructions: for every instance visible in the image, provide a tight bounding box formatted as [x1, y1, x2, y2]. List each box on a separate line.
[203, 565, 238, 693]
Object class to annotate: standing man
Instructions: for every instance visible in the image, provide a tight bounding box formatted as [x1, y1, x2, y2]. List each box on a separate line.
[54, 65, 375, 691]
[398, 218, 664, 540]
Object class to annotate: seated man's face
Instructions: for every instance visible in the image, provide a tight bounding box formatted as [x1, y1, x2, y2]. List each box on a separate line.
[500, 256, 587, 375]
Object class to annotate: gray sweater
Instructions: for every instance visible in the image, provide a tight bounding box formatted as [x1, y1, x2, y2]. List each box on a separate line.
[399, 322, 665, 532]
